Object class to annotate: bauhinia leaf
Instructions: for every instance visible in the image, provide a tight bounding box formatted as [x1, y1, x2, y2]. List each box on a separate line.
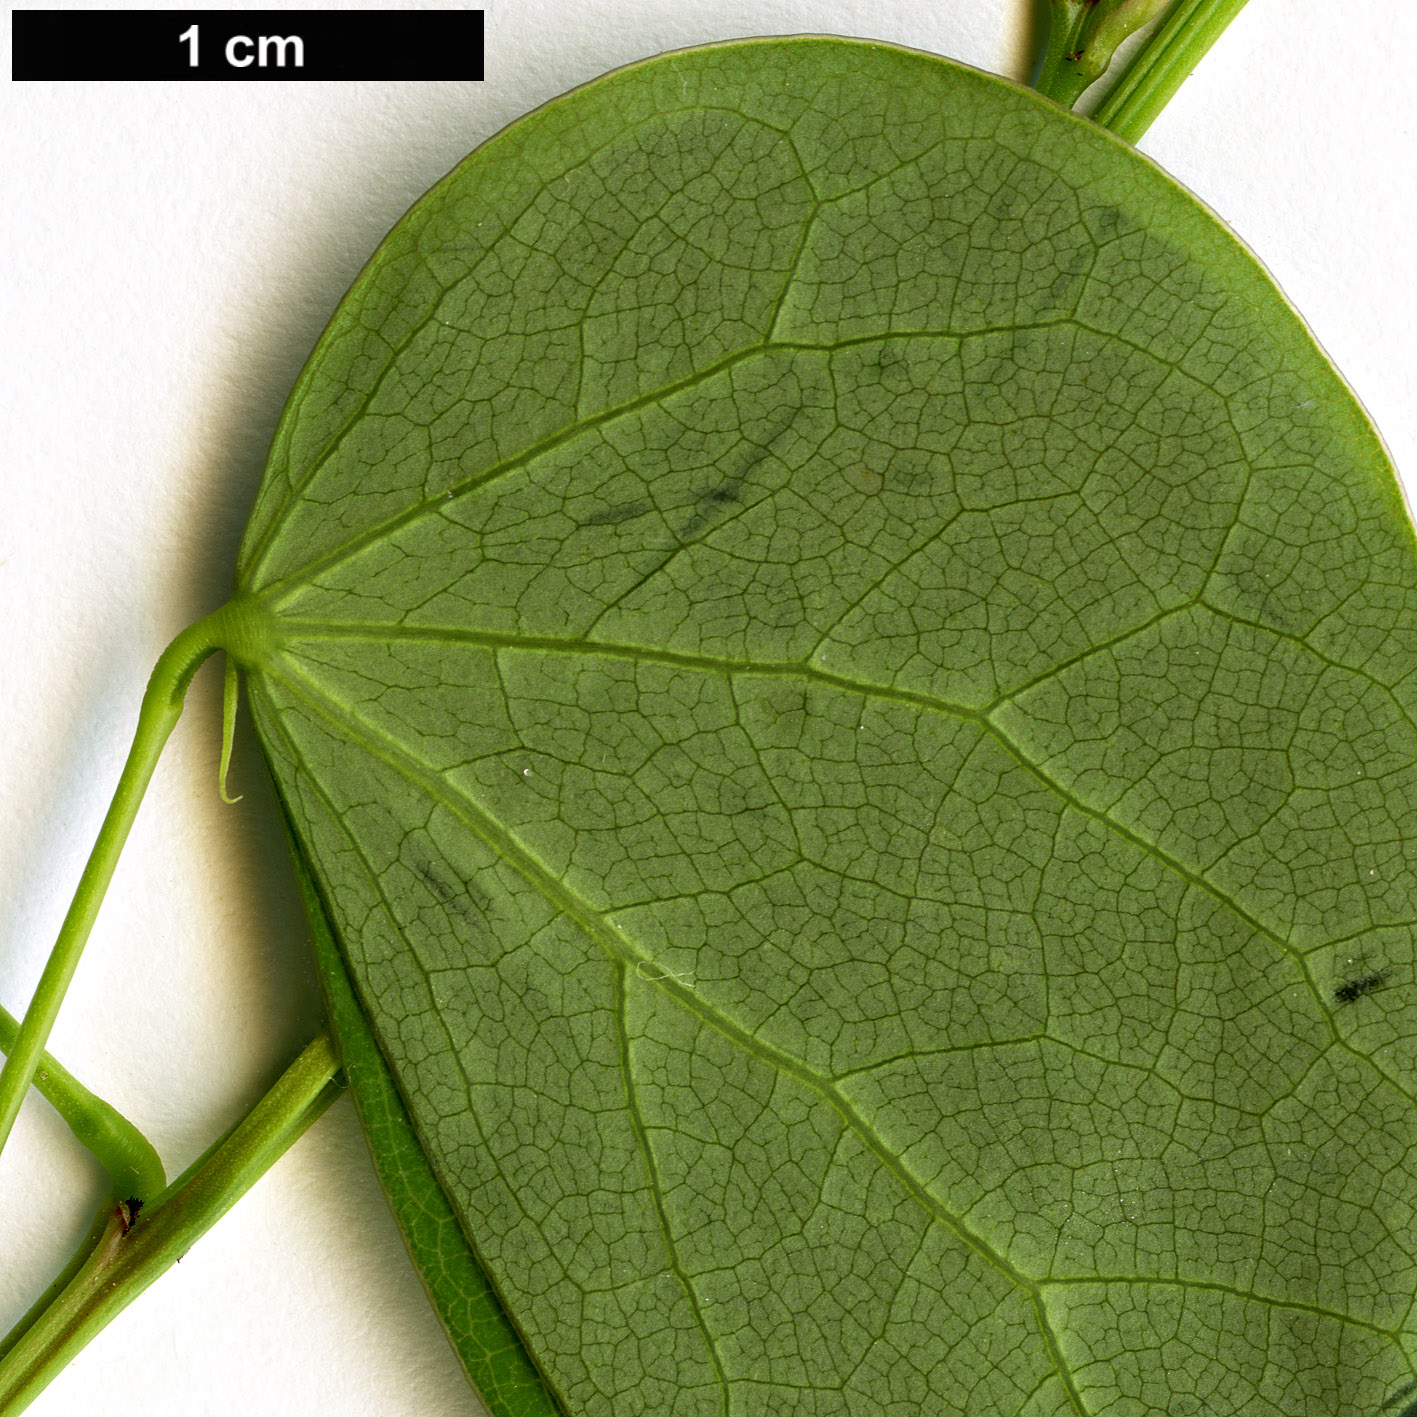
[226, 36, 1417, 1415]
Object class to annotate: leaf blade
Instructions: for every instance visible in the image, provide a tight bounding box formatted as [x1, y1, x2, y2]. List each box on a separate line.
[238, 36, 1417, 1415]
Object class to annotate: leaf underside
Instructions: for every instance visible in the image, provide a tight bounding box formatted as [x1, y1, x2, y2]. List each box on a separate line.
[235, 37, 1417, 1417]
[284, 818, 563, 1417]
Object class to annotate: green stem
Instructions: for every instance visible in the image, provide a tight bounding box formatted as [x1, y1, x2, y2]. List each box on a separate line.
[1090, 0, 1252, 142]
[0, 1032, 343, 1416]
[0, 1005, 164, 1202]
[0, 607, 239, 1163]
[1035, 2, 1092, 105]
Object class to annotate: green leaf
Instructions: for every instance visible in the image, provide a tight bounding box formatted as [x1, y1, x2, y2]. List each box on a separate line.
[231, 36, 1417, 1415]
[283, 814, 564, 1417]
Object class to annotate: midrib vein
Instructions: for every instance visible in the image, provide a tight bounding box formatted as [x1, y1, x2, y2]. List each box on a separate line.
[256, 654, 1044, 1301]
[241, 97, 748, 584]
[255, 340, 776, 603]
[271, 615, 1406, 1089]
[256, 623, 1417, 1394]
[266, 649, 1098, 1414]
[254, 310, 1220, 609]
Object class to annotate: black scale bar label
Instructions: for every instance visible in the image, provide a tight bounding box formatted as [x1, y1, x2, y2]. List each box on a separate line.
[11, 10, 484, 81]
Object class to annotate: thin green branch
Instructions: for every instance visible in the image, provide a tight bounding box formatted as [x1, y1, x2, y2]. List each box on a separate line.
[0, 596, 271, 1164]
[0, 1032, 343, 1416]
[1035, 1, 1092, 105]
[0, 1004, 164, 1201]
[1036, 0, 1171, 110]
[1090, 0, 1252, 142]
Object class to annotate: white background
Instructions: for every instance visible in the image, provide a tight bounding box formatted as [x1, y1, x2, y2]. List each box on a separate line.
[1, 3, 1415, 1413]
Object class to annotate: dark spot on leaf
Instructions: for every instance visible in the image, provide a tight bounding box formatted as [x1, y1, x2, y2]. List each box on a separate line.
[1381, 1381, 1417, 1416]
[413, 860, 499, 964]
[582, 500, 651, 527]
[1334, 967, 1391, 1005]
[1085, 202, 1128, 241]
[414, 862, 491, 922]
[415, 861, 462, 908]
[668, 481, 743, 548]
